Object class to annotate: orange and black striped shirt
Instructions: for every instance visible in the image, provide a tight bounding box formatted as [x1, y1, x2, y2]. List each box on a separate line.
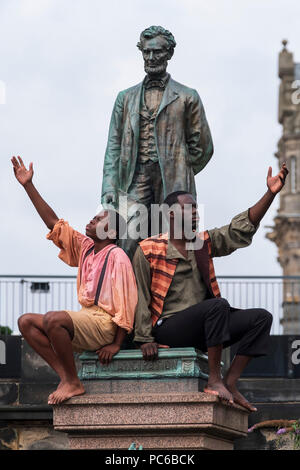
[133, 209, 259, 343]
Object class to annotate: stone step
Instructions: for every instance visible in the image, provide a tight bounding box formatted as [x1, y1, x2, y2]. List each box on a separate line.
[237, 378, 300, 403]
[247, 402, 300, 425]
[53, 392, 249, 450]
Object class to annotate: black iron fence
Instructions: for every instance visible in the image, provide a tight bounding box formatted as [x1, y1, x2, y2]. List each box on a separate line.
[0, 275, 299, 335]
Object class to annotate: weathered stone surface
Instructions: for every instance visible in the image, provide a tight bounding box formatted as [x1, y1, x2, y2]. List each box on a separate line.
[18, 427, 69, 450]
[0, 335, 22, 379]
[0, 381, 19, 405]
[27, 436, 69, 450]
[247, 402, 300, 426]
[21, 341, 59, 383]
[53, 392, 249, 450]
[0, 424, 69, 450]
[78, 348, 209, 380]
[82, 377, 206, 395]
[68, 433, 233, 451]
[0, 405, 52, 420]
[237, 378, 300, 403]
[19, 383, 58, 405]
[0, 427, 18, 450]
[21, 341, 81, 383]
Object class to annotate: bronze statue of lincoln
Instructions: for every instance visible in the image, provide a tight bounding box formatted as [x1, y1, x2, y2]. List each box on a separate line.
[101, 26, 214, 258]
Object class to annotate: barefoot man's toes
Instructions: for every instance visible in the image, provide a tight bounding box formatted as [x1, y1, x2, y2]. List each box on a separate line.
[48, 381, 64, 404]
[225, 384, 257, 412]
[204, 382, 234, 404]
[48, 381, 85, 405]
[48, 392, 56, 405]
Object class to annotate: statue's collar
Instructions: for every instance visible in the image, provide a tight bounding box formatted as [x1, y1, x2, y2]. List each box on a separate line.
[143, 73, 170, 90]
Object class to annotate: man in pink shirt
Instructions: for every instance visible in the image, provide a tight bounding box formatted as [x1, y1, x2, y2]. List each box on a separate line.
[11, 156, 138, 405]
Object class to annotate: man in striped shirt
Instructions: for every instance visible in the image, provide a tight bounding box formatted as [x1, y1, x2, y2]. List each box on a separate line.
[133, 164, 288, 412]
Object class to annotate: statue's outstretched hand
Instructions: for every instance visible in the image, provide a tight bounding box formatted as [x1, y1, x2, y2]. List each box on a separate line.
[11, 156, 33, 186]
[267, 163, 289, 195]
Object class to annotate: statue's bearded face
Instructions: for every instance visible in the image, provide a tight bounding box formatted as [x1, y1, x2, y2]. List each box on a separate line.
[141, 36, 171, 76]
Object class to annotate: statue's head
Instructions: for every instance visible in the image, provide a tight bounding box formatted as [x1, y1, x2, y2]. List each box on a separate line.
[137, 26, 176, 77]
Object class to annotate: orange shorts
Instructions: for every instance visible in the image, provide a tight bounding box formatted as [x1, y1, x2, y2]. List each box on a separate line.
[65, 305, 117, 353]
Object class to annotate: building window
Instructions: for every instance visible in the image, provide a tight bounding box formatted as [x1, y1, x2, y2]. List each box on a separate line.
[291, 156, 297, 193]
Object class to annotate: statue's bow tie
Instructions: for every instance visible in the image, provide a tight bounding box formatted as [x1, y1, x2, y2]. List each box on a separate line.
[144, 79, 166, 90]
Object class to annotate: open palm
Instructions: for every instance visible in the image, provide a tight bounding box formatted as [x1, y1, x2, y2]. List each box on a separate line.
[267, 163, 289, 195]
[11, 156, 33, 186]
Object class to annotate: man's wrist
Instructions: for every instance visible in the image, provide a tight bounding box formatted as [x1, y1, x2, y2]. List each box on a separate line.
[267, 187, 277, 198]
[23, 181, 33, 190]
[134, 340, 155, 346]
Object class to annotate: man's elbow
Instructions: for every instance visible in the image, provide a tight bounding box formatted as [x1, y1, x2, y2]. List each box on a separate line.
[47, 217, 59, 231]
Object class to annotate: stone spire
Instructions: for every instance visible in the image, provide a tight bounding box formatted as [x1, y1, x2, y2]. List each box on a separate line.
[266, 41, 300, 333]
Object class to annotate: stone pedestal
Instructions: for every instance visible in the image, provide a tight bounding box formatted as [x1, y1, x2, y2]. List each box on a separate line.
[78, 347, 210, 380]
[78, 347, 211, 395]
[53, 392, 249, 450]
[53, 348, 248, 450]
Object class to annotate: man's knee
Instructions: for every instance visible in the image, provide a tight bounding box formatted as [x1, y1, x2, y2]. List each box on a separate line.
[43, 311, 65, 333]
[203, 297, 230, 321]
[258, 309, 273, 328]
[212, 297, 230, 312]
[18, 313, 33, 333]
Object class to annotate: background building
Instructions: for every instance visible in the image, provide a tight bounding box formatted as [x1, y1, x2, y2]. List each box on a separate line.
[267, 40, 300, 333]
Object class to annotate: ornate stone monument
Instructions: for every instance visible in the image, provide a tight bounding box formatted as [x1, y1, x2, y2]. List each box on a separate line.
[53, 26, 249, 450]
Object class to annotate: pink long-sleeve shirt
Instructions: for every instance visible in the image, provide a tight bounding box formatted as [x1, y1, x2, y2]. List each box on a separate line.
[46, 219, 137, 333]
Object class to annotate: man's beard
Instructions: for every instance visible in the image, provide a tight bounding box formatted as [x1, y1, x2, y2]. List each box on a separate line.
[144, 62, 167, 76]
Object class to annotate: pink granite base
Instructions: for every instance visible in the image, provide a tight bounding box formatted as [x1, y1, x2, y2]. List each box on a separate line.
[53, 392, 249, 450]
[68, 433, 233, 450]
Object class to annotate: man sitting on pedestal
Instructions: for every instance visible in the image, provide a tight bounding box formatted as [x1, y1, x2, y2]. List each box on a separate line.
[133, 164, 288, 412]
[11, 156, 137, 405]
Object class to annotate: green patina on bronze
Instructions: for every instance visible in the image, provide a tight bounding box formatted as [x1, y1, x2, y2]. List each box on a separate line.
[101, 25, 214, 209]
[78, 347, 211, 380]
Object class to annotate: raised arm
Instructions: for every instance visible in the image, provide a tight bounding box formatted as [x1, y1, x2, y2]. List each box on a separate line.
[248, 163, 289, 227]
[11, 156, 59, 230]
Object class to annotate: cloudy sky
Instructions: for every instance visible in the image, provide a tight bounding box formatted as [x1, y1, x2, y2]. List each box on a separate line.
[1, 0, 299, 276]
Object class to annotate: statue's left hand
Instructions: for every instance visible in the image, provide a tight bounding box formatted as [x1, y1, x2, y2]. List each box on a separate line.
[267, 163, 289, 195]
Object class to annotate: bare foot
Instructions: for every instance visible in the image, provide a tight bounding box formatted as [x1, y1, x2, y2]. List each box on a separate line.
[204, 381, 233, 404]
[48, 380, 64, 403]
[225, 382, 257, 412]
[48, 380, 85, 405]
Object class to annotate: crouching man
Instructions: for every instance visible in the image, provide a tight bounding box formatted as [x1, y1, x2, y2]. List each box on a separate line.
[133, 164, 288, 412]
[11, 156, 137, 405]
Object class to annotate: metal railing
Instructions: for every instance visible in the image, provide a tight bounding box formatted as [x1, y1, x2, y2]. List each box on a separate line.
[218, 276, 300, 335]
[0, 275, 79, 335]
[0, 275, 299, 335]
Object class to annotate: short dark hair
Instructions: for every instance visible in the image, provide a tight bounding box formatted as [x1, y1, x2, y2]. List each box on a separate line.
[163, 191, 192, 208]
[107, 209, 127, 242]
[137, 26, 176, 54]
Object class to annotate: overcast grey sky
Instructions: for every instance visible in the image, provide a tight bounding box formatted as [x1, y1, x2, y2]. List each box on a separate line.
[1, 0, 299, 276]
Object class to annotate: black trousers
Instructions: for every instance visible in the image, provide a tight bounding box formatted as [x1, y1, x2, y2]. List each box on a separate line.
[153, 298, 273, 358]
